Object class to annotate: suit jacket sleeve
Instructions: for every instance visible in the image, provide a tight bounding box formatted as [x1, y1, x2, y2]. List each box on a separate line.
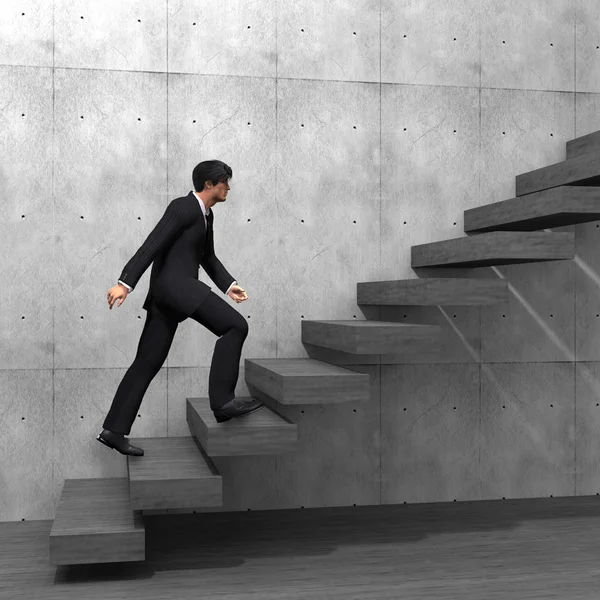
[200, 223, 236, 295]
[118, 198, 191, 291]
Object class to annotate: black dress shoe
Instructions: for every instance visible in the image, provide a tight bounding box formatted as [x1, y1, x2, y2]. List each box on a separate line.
[213, 397, 264, 423]
[96, 429, 144, 456]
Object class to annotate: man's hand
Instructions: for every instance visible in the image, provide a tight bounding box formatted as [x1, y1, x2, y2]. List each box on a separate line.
[228, 284, 248, 304]
[107, 283, 128, 309]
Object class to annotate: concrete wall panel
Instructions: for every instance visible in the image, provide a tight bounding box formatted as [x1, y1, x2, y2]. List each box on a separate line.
[574, 94, 600, 361]
[274, 79, 381, 359]
[480, 362, 575, 499]
[574, 362, 600, 494]
[480, 88, 574, 206]
[278, 0, 380, 83]
[274, 365, 381, 508]
[0, 1, 53, 67]
[377, 74, 485, 365]
[574, 92, 600, 138]
[0, 369, 53, 521]
[575, 1, 600, 94]
[575, 221, 600, 361]
[0, 67, 54, 371]
[381, 363, 480, 504]
[480, 0, 575, 92]
[381, 0, 479, 88]
[380, 304, 481, 364]
[54, 0, 167, 72]
[480, 252, 575, 363]
[381, 84, 480, 277]
[53, 68, 168, 369]
[168, 0, 276, 78]
[477, 89, 575, 363]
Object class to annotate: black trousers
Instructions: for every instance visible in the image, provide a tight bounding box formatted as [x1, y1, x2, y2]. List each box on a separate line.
[102, 290, 249, 436]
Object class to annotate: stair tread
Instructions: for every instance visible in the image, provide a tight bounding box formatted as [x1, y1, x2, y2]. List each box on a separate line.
[50, 478, 142, 536]
[411, 230, 574, 268]
[414, 230, 573, 246]
[188, 397, 295, 428]
[567, 130, 600, 160]
[49, 478, 145, 565]
[356, 278, 508, 306]
[516, 148, 600, 196]
[464, 186, 600, 232]
[246, 357, 368, 377]
[357, 277, 505, 285]
[187, 398, 298, 456]
[245, 358, 371, 406]
[127, 436, 221, 480]
[303, 319, 440, 329]
[125, 436, 222, 511]
[302, 319, 442, 356]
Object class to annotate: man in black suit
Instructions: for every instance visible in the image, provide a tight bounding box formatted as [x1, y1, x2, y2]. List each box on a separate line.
[97, 160, 264, 457]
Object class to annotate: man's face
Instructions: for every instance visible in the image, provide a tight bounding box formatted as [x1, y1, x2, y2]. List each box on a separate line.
[213, 181, 229, 199]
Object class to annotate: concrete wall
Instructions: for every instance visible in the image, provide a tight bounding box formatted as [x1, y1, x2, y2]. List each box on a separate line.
[1, 0, 600, 522]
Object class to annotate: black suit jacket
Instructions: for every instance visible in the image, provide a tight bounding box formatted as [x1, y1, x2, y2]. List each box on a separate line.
[118, 191, 236, 323]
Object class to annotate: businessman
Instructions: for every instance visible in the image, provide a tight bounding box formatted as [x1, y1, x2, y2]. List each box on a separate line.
[97, 160, 264, 457]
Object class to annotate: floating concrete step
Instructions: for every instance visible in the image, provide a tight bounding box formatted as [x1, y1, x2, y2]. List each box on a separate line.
[301, 319, 442, 354]
[356, 278, 508, 305]
[186, 397, 298, 456]
[49, 478, 144, 566]
[244, 357, 370, 405]
[567, 130, 600, 160]
[515, 149, 600, 196]
[126, 436, 222, 511]
[464, 186, 600, 232]
[411, 231, 574, 268]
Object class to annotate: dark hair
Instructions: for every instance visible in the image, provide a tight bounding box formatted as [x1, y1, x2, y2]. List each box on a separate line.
[192, 160, 232, 192]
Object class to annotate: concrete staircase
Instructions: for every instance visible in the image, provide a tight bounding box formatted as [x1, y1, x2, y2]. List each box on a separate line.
[49, 129, 600, 565]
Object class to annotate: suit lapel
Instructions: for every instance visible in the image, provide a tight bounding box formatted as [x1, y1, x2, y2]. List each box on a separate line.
[204, 207, 213, 250]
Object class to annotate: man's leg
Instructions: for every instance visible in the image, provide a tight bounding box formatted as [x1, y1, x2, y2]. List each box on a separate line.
[189, 291, 249, 411]
[102, 309, 178, 435]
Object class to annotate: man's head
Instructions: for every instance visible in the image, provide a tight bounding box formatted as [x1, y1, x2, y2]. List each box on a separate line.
[193, 160, 232, 210]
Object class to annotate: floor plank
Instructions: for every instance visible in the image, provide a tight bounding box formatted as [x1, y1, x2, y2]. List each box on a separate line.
[3, 495, 600, 599]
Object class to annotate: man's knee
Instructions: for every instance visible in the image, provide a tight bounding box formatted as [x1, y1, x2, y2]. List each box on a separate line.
[236, 316, 249, 336]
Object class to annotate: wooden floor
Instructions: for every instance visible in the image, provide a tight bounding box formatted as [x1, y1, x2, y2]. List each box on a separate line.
[3, 495, 600, 600]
